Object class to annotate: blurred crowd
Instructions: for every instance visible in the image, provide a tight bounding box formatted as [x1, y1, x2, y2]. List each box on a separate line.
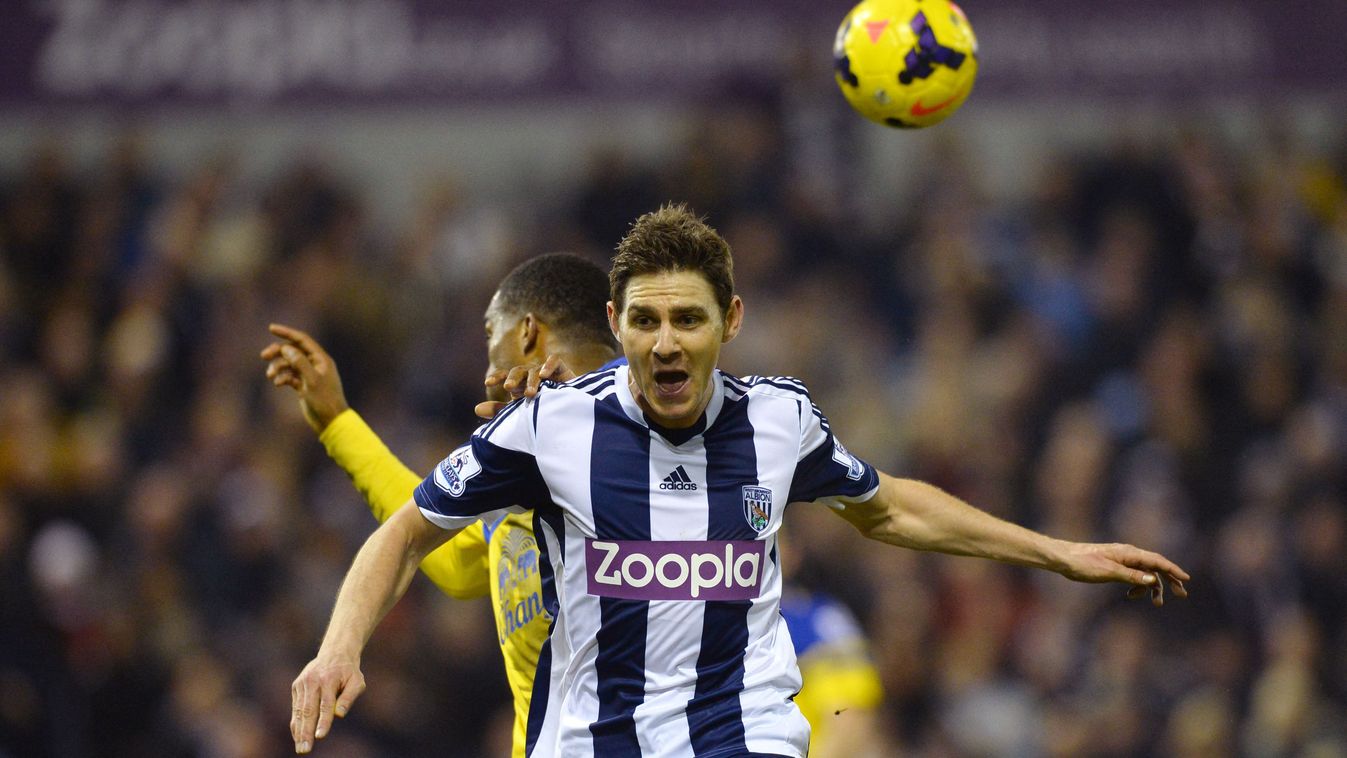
[1, 100, 1346, 758]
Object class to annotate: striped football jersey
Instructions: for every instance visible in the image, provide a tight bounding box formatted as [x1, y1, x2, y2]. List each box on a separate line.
[414, 364, 879, 757]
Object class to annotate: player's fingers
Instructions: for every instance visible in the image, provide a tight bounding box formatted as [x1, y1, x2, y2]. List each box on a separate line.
[266, 356, 293, 379]
[1110, 545, 1190, 587]
[1123, 568, 1158, 588]
[268, 361, 300, 388]
[333, 672, 365, 721]
[539, 354, 562, 380]
[269, 323, 313, 349]
[261, 341, 283, 360]
[289, 683, 301, 744]
[1169, 576, 1190, 600]
[1129, 548, 1190, 583]
[314, 681, 336, 741]
[542, 354, 578, 382]
[281, 345, 318, 386]
[1168, 575, 1189, 598]
[283, 326, 325, 361]
[503, 366, 531, 397]
[269, 324, 320, 369]
[1150, 576, 1165, 607]
[525, 367, 543, 397]
[484, 370, 507, 388]
[295, 680, 317, 753]
[474, 401, 506, 419]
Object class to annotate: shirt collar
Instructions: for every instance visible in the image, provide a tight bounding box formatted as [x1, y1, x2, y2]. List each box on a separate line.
[614, 364, 726, 445]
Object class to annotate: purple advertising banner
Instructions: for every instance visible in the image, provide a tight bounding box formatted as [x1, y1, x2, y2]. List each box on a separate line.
[0, 0, 1344, 108]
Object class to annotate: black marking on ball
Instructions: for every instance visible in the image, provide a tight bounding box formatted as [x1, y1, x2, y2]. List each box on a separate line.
[834, 53, 859, 87]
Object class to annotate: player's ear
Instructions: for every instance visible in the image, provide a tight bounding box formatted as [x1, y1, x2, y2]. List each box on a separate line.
[721, 296, 744, 344]
[607, 301, 620, 338]
[519, 313, 542, 358]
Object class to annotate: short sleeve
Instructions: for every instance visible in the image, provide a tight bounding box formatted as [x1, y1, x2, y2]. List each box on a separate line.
[413, 398, 549, 530]
[787, 398, 879, 505]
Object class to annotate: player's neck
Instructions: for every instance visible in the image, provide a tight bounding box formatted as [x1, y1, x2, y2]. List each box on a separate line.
[560, 344, 618, 375]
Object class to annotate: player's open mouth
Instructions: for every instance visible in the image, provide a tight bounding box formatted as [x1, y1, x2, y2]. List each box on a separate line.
[653, 370, 690, 399]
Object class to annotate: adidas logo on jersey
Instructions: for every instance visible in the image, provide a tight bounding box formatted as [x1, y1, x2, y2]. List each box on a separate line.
[659, 465, 698, 491]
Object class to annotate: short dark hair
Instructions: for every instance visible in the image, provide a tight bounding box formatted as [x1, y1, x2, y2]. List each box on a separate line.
[609, 203, 735, 316]
[495, 252, 617, 349]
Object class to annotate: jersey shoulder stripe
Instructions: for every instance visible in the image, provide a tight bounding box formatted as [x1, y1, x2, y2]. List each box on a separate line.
[735, 374, 812, 401]
[765, 375, 808, 393]
[722, 372, 752, 392]
[532, 376, 619, 402]
[721, 375, 748, 401]
[744, 377, 829, 431]
[582, 379, 616, 397]
[480, 396, 529, 441]
[566, 367, 619, 390]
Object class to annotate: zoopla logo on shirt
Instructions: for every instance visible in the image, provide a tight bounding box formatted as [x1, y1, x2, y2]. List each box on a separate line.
[585, 539, 765, 601]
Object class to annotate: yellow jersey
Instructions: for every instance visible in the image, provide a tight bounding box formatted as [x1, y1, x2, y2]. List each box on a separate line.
[779, 590, 885, 755]
[319, 409, 549, 758]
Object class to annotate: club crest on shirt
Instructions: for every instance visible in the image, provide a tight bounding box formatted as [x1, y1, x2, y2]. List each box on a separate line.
[435, 443, 482, 497]
[742, 486, 773, 533]
[831, 439, 865, 481]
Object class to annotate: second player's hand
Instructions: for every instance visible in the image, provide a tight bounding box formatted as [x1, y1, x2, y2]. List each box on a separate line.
[475, 355, 576, 419]
[260, 323, 350, 433]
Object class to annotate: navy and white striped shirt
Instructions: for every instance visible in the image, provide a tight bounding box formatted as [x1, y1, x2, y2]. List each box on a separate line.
[415, 364, 879, 757]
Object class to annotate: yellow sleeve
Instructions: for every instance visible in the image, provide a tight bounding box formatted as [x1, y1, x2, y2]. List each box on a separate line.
[794, 632, 884, 725]
[319, 409, 490, 599]
[797, 651, 884, 714]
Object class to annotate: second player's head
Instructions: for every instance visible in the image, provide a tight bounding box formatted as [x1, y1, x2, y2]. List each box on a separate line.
[485, 252, 616, 402]
[607, 203, 744, 429]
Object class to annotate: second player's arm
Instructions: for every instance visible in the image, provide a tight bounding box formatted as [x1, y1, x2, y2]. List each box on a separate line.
[292, 502, 460, 753]
[263, 323, 488, 598]
[834, 472, 1189, 592]
[320, 410, 490, 599]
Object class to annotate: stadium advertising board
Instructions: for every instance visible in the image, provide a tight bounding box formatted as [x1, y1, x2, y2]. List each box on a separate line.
[1, 0, 1343, 108]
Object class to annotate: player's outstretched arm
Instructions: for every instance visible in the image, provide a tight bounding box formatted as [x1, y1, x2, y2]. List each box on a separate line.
[291, 501, 460, 754]
[261, 324, 490, 599]
[834, 472, 1189, 604]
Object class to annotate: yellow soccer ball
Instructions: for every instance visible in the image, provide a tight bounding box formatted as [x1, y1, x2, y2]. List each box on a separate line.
[833, 0, 979, 128]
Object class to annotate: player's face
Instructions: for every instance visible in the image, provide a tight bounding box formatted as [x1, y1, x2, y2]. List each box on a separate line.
[610, 270, 743, 429]
[484, 293, 525, 404]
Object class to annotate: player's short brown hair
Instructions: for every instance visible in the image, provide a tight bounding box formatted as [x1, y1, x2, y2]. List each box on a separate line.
[610, 203, 735, 316]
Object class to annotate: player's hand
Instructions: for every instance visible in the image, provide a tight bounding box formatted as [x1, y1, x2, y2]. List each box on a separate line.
[260, 323, 351, 433]
[475, 355, 576, 419]
[1056, 542, 1190, 607]
[290, 653, 366, 754]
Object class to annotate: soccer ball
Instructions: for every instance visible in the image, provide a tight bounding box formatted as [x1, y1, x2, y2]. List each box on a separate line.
[833, 0, 979, 129]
